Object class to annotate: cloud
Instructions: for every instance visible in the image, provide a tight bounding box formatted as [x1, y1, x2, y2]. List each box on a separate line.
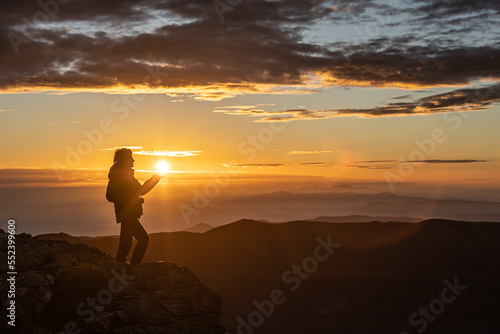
[101, 147, 200, 157]
[0, 167, 108, 185]
[414, 0, 500, 20]
[350, 159, 488, 168]
[345, 165, 392, 170]
[102, 146, 144, 151]
[320, 46, 500, 89]
[222, 162, 336, 169]
[0, 1, 334, 99]
[222, 159, 488, 170]
[286, 150, 335, 155]
[407, 159, 487, 164]
[214, 83, 500, 121]
[222, 161, 390, 169]
[133, 150, 201, 157]
[0, 0, 498, 99]
[48, 120, 80, 126]
[391, 95, 413, 100]
[220, 105, 257, 109]
[0, 108, 21, 113]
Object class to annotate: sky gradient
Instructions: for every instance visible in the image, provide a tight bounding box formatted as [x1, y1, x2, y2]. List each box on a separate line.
[1, 0, 499, 225]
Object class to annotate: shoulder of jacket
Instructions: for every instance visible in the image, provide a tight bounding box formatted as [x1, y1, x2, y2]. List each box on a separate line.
[108, 165, 132, 179]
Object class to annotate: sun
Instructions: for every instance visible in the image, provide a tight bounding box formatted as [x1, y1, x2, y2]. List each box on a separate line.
[156, 161, 170, 175]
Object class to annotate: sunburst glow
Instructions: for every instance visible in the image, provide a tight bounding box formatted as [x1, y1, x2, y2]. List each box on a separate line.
[156, 161, 171, 175]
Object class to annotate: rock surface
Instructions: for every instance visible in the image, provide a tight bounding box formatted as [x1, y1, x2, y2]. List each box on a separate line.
[0, 230, 225, 333]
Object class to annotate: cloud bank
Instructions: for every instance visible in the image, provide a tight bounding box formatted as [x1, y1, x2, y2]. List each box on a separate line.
[223, 159, 487, 170]
[102, 147, 201, 157]
[0, 0, 498, 100]
[215, 83, 500, 121]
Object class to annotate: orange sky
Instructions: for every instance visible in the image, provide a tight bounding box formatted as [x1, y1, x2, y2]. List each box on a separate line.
[0, 0, 499, 193]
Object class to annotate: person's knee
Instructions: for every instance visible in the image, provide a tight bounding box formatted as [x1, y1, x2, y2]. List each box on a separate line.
[118, 237, 132, 249]
[140, 233, 149, 245]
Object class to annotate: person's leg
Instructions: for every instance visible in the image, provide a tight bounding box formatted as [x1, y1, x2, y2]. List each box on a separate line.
[129, 219, 149, 265]
[116, 220, 133, 263]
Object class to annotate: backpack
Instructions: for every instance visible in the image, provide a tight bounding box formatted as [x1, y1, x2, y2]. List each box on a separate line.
[106, 181, 116, 202]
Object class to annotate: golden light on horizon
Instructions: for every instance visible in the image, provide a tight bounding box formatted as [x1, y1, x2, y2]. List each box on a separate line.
[156, 161, 171, 175]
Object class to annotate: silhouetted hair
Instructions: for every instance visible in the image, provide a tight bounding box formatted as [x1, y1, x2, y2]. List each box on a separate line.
[113, 148, 133, 164]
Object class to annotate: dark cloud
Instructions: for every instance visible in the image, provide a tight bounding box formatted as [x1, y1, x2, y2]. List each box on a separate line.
[215, 84, 500, 121]
[222, 159, 487, 170]
[355, 160, 396, 164]
[0, 1, 337, 98]
[327, 45, 500, 88]
[344, 159, 487, 169]
[227, 163, 286, 168]
[0, 0, 498, 99]
[408, 159, 487, 164]
[391, 95, 413, 100]
[415, 0, 500, 20]
[0, 168, 107, 184]
[0, 0, 156, 25]
[345, 165, 392, 170]
[225, 162, 330, 168]
[364, 159, 487, 164]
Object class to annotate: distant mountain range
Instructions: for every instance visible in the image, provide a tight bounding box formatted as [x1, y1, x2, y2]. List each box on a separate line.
[308, 215, 422, 223]
[7, 187, 499, 235]
[348, 199, 500, 221]
[184, 222, 214, 233]
[183, 191, 500, 224]
[37, 218, 500, 333]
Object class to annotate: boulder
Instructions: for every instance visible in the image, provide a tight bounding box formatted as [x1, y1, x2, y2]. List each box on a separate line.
[0, 232, 225, 334]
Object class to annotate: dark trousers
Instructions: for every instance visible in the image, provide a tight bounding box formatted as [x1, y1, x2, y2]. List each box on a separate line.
[116, 218, 149, 265]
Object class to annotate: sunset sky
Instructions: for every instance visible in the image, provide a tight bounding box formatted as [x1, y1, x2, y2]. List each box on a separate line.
[1, 0, 500, 232]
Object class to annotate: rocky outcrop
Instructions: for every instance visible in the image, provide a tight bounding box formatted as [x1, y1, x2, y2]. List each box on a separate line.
[0, 230, 225, 333]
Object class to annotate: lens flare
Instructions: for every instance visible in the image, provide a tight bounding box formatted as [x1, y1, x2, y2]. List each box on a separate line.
[156, 161, 170, 175]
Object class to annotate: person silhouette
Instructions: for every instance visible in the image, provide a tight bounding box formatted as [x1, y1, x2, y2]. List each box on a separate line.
[106, 148, 162, 265]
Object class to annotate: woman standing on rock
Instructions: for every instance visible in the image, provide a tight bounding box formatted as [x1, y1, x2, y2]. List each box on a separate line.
[106, 148, 162, 265]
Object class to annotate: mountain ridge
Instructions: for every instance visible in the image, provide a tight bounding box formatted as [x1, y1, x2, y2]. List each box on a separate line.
[1, 230, 225, 334]
[35, 218, 500, 333]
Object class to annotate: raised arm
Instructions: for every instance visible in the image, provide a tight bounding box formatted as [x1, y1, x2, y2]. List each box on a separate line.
[137, 174, 161, 196]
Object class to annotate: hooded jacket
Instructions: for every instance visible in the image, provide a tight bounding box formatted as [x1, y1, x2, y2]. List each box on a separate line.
[106, 164, 160, 223]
